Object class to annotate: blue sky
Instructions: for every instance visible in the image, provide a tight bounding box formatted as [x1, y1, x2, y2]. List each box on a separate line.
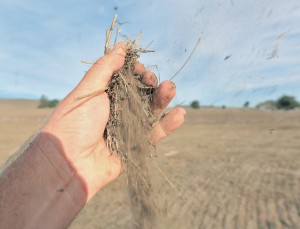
[0, 0, 300, 107]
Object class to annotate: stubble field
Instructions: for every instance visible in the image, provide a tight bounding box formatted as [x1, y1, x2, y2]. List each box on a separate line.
[0, 99, 299, 228]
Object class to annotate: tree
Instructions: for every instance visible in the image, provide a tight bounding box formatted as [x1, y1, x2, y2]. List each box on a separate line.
[38, 95, 49, 108]
[276, 95, 299, 110]
[243, 101, 250, 108]
[190, 100, 200, 109]
[38, 95, 59, 108]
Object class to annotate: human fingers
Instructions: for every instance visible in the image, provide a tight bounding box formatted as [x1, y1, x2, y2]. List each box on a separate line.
[142, 71, 158, 87]
[134, 61, 146, 75]
[134, 62, 158, 87]
[134, 62, 157, 87]
[149, 107, 186, 144]
[74, 42, 126, 94]
[151, 80, 176, 116]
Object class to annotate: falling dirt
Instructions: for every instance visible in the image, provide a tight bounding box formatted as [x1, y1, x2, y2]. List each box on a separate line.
[104, 40, 158, 228]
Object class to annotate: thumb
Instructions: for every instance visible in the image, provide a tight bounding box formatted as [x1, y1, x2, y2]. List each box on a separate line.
[74, 42, 126, 94]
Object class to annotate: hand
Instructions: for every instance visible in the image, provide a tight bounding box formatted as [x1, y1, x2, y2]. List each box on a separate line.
[42, 42, 186, 200]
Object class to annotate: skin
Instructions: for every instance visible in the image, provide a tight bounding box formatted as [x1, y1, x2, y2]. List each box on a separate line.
[0, 42, 186, 228]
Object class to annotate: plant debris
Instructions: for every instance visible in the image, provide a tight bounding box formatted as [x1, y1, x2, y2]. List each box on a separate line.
[104, 15, 158, 228]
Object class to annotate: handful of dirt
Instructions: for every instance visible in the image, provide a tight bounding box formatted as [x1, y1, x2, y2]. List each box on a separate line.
[104, 35, 158, 228]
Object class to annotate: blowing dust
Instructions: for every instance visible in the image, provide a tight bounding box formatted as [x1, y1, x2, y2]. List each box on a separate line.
[104, 41, 158, 228]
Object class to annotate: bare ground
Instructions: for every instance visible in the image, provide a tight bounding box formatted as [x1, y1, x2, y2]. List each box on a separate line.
[0, 99, 299, 228]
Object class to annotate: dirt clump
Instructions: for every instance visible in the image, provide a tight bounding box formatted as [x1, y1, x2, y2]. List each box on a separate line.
[104, 40, 158, 228]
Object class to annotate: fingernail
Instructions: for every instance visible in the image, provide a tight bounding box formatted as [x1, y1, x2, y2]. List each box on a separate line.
[151, 75, 158, 85]
[169, 81, 176, 90]
[112, 42, 124, 51]
[148, 74, 157, 86]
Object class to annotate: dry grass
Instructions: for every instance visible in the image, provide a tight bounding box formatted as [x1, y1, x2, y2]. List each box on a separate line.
[1, 99, 300, 228]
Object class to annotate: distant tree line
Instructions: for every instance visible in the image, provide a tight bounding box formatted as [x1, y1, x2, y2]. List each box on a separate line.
[190, 95, 299, 110]
[256, 95, 299, 110]
[38, 95, 59, 108]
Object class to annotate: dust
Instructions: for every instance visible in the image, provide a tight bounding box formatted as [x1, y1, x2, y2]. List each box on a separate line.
[104, 41, 158, 228]
[76, 16, 200, 227]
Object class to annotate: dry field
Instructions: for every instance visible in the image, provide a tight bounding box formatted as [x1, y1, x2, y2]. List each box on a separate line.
[0, 99, 299, 228]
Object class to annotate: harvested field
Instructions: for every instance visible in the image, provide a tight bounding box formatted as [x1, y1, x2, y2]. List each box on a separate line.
[0, 99, 299, 228]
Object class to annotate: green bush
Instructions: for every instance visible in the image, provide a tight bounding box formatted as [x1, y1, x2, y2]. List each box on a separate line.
[47, 99, 59, 108]
[276, 95, 299, 110]
[190, 100, 200, 109]
[38, 95, 59, 108]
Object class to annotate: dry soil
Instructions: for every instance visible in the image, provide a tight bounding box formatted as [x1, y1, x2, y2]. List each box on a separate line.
[0, 99, 299, 228]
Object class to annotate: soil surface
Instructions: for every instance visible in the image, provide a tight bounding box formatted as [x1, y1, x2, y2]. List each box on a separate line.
[1, 99, 300, 228]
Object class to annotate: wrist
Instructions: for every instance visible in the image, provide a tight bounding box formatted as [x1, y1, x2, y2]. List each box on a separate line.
[0, 132, 88, 228]
[34, 132, 88, 204]
[42, 126, 121, 200]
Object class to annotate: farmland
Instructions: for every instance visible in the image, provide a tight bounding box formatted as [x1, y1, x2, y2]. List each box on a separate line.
[0, 99, 299, 228]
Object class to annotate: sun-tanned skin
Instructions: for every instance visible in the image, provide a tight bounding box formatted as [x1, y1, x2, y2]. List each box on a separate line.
[0, 42, 186, 229]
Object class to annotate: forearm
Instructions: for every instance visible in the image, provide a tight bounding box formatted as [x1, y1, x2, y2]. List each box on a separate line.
[0, 133, 87, 229]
